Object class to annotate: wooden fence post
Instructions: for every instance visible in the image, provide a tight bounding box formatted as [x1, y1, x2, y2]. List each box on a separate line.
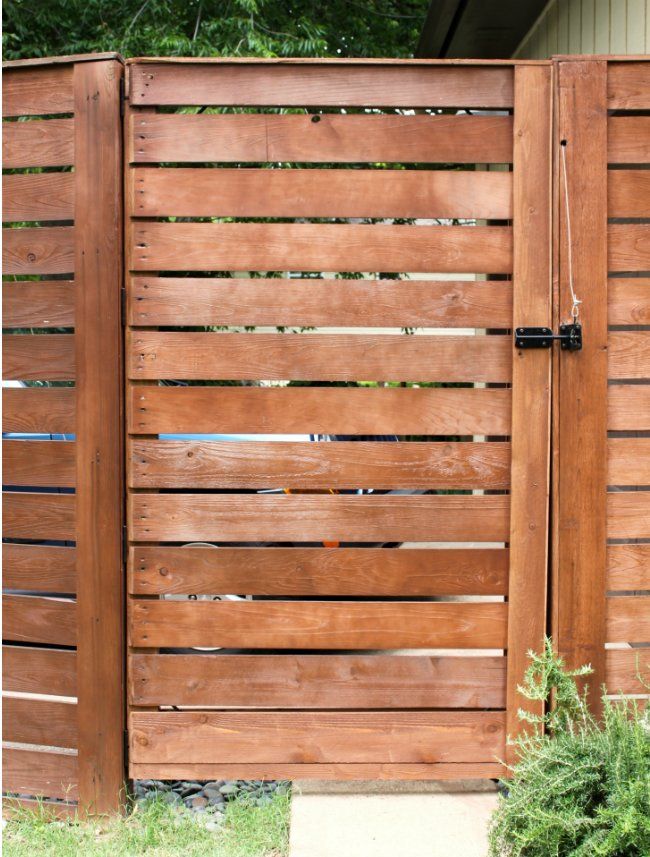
[74, 57, 125, 814]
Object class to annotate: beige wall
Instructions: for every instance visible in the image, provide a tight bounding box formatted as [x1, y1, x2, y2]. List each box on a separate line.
[514, 0, 650, 58]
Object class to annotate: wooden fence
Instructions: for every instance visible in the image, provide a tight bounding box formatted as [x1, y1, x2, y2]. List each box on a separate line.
[1, 53, 648, 815]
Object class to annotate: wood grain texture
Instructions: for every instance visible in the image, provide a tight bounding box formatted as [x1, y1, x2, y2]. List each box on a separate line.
[130, 439, 510, 490]
[607, 544, 650, 591]
[3, 696, 77, 749]
[2, 645, 77, 696]
[3, 172, 75, 222]
[129, 277, 513, 329]
[129, 545, 509, 596]
[130, 113, 514, 164]
[3, 543, 75, 592]
[129, 332, 512, 383]
[130, 222, 513, 275]
[3, 226, 75, 275]
[608, 170, 650, 218]
[129, 599, 508, 649]
[2, 387, 75, 433]
[129, 653, 506, 708]
[608, 224, 650, 273]
[3, 280, 75, 328]
[129, 493, 510, 542]
[606, 596, 650, 643]
[608, 384, 650, 431]
[2, 748, 78, 801]
[3, 491, 75, 541]
[605, 649, 650, 694]
[608, 331, 650, 379]
[607, 62, 650, 109]
[2, 334, 75, 381]
[131, 167, 512, 220]
[2, 66, 73, 116]
[608, 438, 650, 485]
[129, 385, 512, 436]
[4, 439, 76, 488]
[606, 491, 650, 539]
[2, 118, 74, 168]
[608, 116, 650, 163]
[2, 798, 78, 820]
[607, 279, 650, 325]
[3, 595, 76, 646]
[130, 62, 514, 108]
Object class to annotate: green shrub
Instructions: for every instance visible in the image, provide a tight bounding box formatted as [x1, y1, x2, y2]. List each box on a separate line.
[489, 639, 650, 857]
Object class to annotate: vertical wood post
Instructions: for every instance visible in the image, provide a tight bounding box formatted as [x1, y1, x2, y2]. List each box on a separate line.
[74, 58, 125, 814]
[506, 64, 553, 760]
[554, 60, 608, 714]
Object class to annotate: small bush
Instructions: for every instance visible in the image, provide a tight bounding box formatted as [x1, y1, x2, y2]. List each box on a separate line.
[489, 639, 650, 857]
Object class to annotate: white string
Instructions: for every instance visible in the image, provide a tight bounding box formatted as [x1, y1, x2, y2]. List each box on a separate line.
[560, 142, 581, 320]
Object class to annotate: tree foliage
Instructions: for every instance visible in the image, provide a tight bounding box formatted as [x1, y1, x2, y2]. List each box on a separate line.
[3, 0, 428, 60]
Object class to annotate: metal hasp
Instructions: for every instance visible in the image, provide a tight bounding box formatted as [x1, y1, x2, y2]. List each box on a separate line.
[514, 323, 582, 351]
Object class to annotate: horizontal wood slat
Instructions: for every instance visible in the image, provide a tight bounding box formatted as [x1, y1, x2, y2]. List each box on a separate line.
[130, 440, 510, 490]
[131, 222, 513, 274]
[3, 226, 75, 275]
[607, 438, 650, 486]
[2, 595, 76, 646]
[130, 545, 509, 596]
[608, 384, 650, 431]
[131, 113, 514, 164]
[2, 118, 74, 168]
[129, 599, 508, 649]
[608, 544, 650, 591]
[3, 280, 75, 328]
[129, 332, 512, 383]
[4, 440, 76, 488]
[606, 596, 650, 643]
[2, 66, 73, 117]
[607, 278, 650, 325]
[606, 492, 650, 539]
[3, 543, 76, 593]
[608, 170, 650, 218]
[131, 168, 512, 220]
[2, 387, 75, 433]
[608, 331, 650, 380]
[3, 172, 75, 222]
[2, 797, 78, 820]
[2, 334, 75, 381]
[129, 63, 514, 109]
[129, 277, 513, 329]
[3, 697, 77, 749]
[130, 493, 510, 542]
[2, 491, 75, 541]
[605, 649, 650, 695]
[608, 224, 650, 273]
[129, 385, 512, 436]
[608, 117, 650, 163]
[129, 653, 506, 708]
[2, 646, 77, 696]
[2, 748, 78, 801]
[607, 62, 650, 110]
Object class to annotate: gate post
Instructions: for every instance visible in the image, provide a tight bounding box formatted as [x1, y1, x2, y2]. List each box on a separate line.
[74, 57, 126, 813]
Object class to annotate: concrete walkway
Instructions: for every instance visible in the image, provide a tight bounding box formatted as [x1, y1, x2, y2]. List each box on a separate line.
[290, 781, 498, 857]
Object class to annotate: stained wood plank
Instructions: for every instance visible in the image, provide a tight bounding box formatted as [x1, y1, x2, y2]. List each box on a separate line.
[608, 224, 650, 273]
[3, 226, 75, 275]
[129, 332, 512, 383]
[2, 334, 75, 381]
[3, 172, 75, 222]
[131, 168, 512, 220]
[131, 222, 513, 275]
[129, 385, 512, 436]
[3, 595, 76, 646]
[608, 544, 650, 591]
[3, 491, 75, 540]
[131, 113, 514, 165]
[2, 66, 73, 116]
[606, 491, 650, 539]
[130, 599, 508, 649]
[606, 649, 650, 694]
[608, 116, 650, 164]
[608, 170, 650, 218]
[606, 596, 650, 642]
[2, 118, 74, 168]
[2, 748, 78, 801]
[608, 438, 650, 485]
[607, 278, 650, 325]
[3, 280, 75, 328]
[130, 493, 510, 543]
[607, 62, 650, 109]
[3, 696, 77, 749]
[4, 440, 76, 488]
[3, 543, 75, 597]
[130, 440, 510, 490]
[129, 277, 513, 329]
[2, 797, 78, 820]
[608, 384, 650, 431]
[130, 62, 514, 108]
[129, 653, 506, 708]
[608, 331, 650, 379]
[2, 645, 77, 696]
[130, 545, 509, 596]
[2, 387, 75, 433]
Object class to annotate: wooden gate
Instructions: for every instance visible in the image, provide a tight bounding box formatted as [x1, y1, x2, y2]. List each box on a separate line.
[124, 58, 552, 781]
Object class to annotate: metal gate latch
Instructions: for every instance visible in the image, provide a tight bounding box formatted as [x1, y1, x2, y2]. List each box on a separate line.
[514, 323, 582, 351]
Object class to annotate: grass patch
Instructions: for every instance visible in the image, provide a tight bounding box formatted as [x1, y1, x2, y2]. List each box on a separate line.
[3, 789, 290, 857]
